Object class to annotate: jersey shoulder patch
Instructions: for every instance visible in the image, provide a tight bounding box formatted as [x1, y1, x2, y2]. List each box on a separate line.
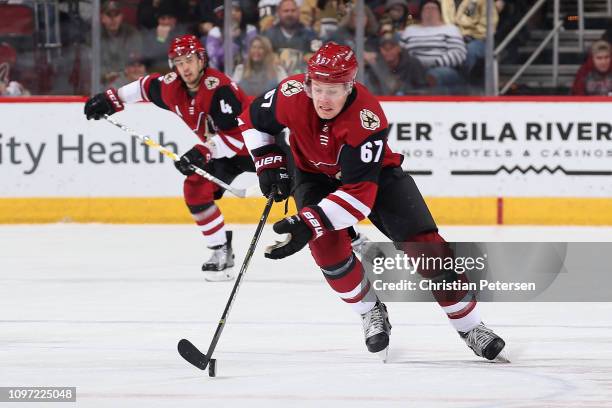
[163, 72, 177, 84]
[204, 76, 220, 90]
[280, 79, 303, 97]
[359, 108, 381, 131]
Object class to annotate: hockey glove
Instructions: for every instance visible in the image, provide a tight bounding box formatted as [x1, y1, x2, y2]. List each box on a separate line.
[252, 144, 291, 202]
[84, 88, 124, 120]
[265, 207, 327, 259]
[174, 145, 212, 176]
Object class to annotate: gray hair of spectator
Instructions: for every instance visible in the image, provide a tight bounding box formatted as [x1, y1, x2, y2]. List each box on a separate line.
[340, 4, 380, 36]
[244, 35, 278, 80]
[591, 40, 611, 55]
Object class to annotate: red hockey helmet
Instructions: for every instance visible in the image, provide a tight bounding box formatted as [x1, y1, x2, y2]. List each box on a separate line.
[306, 42, 358, 85]
[167, 34, 208, 68]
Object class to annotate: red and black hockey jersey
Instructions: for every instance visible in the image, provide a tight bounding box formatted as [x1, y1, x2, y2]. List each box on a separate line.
[240, 73, 403, 230]
[118, 68, 250, 157]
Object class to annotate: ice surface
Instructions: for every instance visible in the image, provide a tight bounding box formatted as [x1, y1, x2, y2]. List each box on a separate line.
[1, 224, 611, 407]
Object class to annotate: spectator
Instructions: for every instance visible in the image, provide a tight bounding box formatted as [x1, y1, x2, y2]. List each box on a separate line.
[100, 0, 142, 87]
[0, 66, 30, 96]
[264, 0, 318, 75]
[237, 1, 260, 27]
[571, 40, 612, 96]
[0, 43, 30, 96]
[378, 0, 414, 37]
[232, 35, 288, 96]
[206, 1, 257, 71]
[300, 0, 351, 37]
[109, 52, 148, 88]
[365, 33, 427, 95]
[137, 0, 163, 30]
[400, 0, 466, 93]
[199, 0, 223, 33]
[138, 0, 200, 30]
[300, 0, 320, 31]
[324, 3, 379, 52]
[183, 0, 207, 36]
[142, 0, 184, 74]
[259, 0, 281, 32]
[602, 25, 612, 45]
[440, 0, 498, 75]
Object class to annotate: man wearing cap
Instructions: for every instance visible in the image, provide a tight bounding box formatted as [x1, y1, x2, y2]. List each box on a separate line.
[108, 53, 148, 88]
[379, 0, 413, 36]
[365, 34, 428, 95]
[100, 0, 142, 87]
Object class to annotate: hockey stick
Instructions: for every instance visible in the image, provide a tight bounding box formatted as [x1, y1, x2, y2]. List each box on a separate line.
[177, 194, 275, 376]
[103, 115, 247, 198]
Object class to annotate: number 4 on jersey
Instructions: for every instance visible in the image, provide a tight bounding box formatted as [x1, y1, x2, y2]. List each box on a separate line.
[220, 99, 233, 114]
[360, 140, 384, 163]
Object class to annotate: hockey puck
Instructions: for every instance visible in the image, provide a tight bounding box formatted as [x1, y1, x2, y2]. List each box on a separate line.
[208, 359, 217, 377]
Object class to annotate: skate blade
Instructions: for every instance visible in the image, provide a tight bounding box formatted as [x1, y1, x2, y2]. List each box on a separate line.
[493, 348, 511, 363]
[375, 347, 389, 363]
[204, 268, 235, 282]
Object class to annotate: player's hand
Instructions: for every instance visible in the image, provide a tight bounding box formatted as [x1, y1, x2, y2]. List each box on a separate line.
[252, 144, 290, 202]
[174, 145, 212, 176]
[84, 88, 124, 120]
[264, 207, 327, 259]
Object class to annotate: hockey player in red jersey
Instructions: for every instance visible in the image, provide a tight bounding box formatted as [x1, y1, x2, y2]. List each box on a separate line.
[239, 42, 507, 361]
[84, 34, 256, 282]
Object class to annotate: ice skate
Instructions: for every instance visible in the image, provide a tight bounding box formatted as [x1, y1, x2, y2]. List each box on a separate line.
[202, 231, 235, 282]
[459, 322, 509, 363]
[351, 233, 385, 265]
[361, 301, 392, 360]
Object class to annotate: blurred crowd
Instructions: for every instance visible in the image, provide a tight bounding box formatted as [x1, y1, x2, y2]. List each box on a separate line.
[3, 0, 599, 97]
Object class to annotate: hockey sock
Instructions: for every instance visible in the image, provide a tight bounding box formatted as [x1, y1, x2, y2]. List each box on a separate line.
[321, 254, 378, 315]
[407, 231, 481, 333]
[192, 204, 227, 247]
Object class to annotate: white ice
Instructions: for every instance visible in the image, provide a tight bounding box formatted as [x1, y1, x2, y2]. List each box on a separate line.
[1, 224, 611, 408]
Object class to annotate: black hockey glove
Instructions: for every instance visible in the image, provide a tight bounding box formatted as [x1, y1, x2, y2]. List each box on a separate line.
[84, 88, 125, 120]
[265, 207, 327, 259]
[174, 145, 212, 176]
[252, 144, 291, 202]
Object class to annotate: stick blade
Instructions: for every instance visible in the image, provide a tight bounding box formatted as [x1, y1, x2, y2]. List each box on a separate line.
[178, 338, 210, 370]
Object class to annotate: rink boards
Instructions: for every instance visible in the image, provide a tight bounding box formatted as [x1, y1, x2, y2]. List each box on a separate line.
[1, 96, 611, 224]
